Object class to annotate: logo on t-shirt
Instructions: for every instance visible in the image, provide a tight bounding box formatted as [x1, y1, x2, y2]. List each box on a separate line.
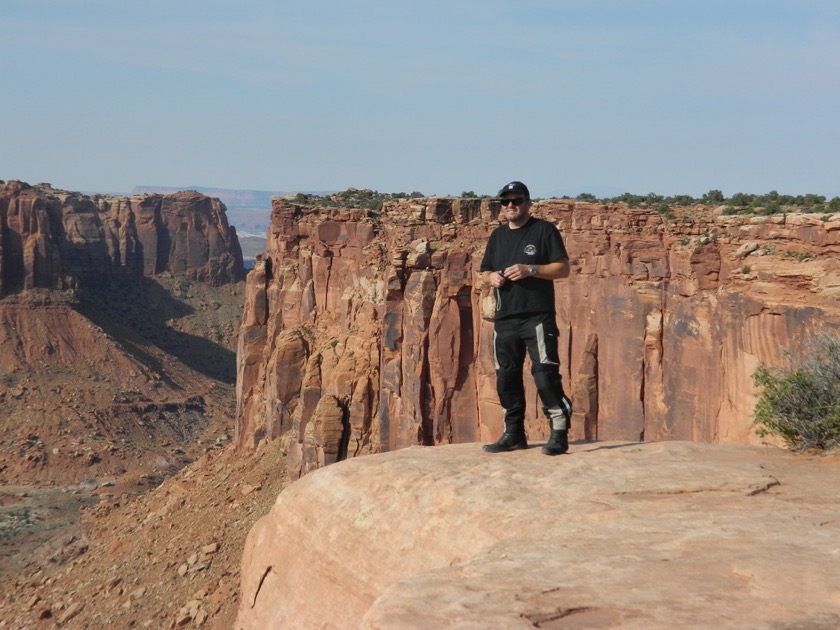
[524, 244, 537, 256]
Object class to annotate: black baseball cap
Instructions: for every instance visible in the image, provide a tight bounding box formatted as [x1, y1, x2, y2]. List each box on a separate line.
[498, 181, 530, 199]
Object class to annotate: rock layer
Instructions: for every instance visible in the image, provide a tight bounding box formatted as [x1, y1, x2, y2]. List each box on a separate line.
[236, 441, 840, 629]
[234, 198, 840, 477]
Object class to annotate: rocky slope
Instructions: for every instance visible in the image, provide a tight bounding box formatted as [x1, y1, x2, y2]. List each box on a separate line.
[0, 182, 247, 598]
[234, 197, 840, 479]
[237, 440, 840, 629]
[0, 439, 288, 629]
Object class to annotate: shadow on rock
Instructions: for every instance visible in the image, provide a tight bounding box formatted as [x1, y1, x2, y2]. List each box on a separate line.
[79, 275, 238, 383]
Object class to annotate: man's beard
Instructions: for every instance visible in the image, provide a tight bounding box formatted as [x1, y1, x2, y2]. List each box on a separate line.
[506, 208, 528, 225]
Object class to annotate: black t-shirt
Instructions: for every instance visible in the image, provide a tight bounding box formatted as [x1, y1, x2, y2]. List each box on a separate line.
[479, 217, 568, 320]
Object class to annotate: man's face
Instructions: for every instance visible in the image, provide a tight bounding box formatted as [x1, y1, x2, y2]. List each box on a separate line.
[500, 193, 531, 224]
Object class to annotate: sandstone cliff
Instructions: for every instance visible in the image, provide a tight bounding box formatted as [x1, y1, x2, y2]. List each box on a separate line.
[235, 197, 840, 478]
[236, 441, 840, 628]
[0, 180, 244, 295]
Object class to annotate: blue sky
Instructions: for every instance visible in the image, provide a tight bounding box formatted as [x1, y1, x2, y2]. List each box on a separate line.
[2, 0, 839, 199]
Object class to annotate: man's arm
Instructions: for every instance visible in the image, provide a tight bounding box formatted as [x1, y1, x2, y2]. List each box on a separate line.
[534, 258, 570, 279]
[502, 258, 570, 282]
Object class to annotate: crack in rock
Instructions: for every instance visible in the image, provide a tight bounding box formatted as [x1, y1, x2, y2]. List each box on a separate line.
[251, 565, 273, 608]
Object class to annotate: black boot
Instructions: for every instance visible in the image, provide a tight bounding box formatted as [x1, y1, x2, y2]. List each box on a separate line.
[541, 429, 568, 456]
[483, 425, 527, 453]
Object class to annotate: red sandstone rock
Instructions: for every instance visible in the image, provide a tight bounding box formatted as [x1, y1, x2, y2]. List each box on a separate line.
[234, 197, 840, 477]
[0, 181, 244, 296]
[0, 181, 245, 488]
[236, 441, 840, 628]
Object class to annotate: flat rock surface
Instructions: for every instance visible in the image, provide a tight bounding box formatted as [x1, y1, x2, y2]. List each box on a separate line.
[237, 440, 840, 629]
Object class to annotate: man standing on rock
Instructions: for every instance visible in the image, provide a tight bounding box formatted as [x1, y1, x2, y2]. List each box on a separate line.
[480, 181, 573, 455]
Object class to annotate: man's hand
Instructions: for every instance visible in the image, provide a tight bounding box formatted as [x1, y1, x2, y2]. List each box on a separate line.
[502, 264, 532, 281]
[486, 270, 506, 288]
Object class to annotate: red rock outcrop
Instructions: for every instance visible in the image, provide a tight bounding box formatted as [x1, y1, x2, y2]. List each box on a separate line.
[235, 197, 840, 477]
[0, 180, 244, 296]
[236, 441, 840, 629]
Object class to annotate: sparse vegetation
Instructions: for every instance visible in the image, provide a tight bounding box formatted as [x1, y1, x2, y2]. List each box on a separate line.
[569, 189, 836, 215]
[656, 202, 673, 217]
[291, 188, 425, 212]
[753, 333, 840, 451]
[783, 251, 814, 262]
[287, 187, 838, 218]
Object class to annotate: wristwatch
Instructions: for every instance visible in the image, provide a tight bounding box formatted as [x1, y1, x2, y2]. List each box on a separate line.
[528, 265, 537, 276]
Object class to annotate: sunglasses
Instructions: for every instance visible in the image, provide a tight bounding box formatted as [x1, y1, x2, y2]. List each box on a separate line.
[499, 197, 526, 207]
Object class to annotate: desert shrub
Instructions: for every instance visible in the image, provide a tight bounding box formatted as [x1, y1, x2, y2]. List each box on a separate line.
[669, 194, 698, 206]
[702, 189, 725, 204]
[752, 333, 840, 451]
[757, 200, 782, 215]
[607, 192, 645, 208]
[728, 192, 755, 207]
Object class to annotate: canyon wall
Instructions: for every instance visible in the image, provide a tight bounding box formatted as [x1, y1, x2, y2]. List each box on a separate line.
[235, 197, 840, 478]
[0, 180, 244, 296]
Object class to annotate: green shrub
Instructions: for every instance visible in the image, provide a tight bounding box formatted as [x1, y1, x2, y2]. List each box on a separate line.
[758, 200, 782, 215]
[702, 189, 725, 204]
[753, 333, 840, 451]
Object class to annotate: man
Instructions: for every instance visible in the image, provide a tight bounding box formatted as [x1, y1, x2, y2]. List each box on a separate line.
[479, 181, 573, 455]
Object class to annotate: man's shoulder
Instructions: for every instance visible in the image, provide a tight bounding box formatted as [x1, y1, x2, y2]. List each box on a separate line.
[530, 217, 557, 229]
[489, 223, 510, 238]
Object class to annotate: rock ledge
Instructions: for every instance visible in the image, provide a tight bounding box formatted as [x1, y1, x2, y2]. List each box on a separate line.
[237, 441, 840, 629]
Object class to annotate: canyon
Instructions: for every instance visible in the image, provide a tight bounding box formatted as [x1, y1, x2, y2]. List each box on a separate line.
[0, 180, 247, 622]
[235, 196, 840, 479]
[4, 181, 840, 628]
[0, 180, 246, 487]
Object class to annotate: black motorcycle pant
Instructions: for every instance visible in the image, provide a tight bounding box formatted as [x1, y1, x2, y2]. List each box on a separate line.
[493, 312, 572, 431]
